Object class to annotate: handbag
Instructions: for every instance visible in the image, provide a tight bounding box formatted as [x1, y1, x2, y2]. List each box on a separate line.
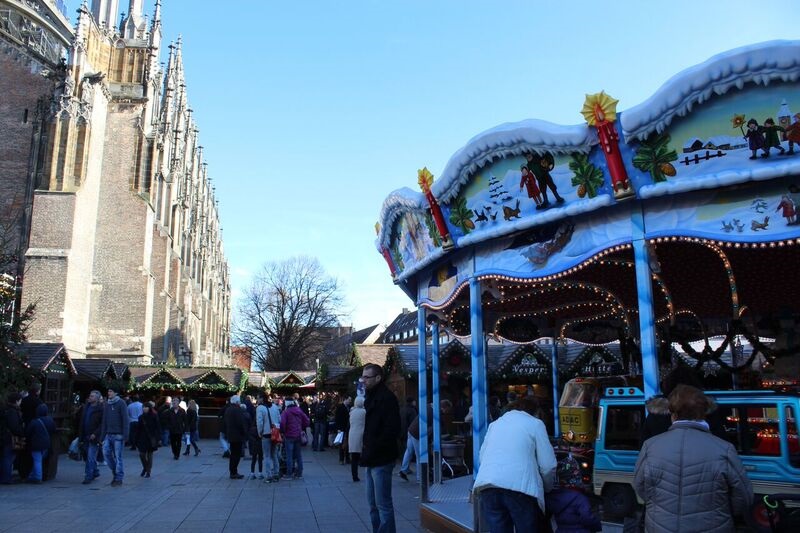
[333, 430, 344, 446]
[300, 429, 309, 446]
[267, 407, 282, 444]
[270, 426, 283, 444]
[11, 434, 26, 451]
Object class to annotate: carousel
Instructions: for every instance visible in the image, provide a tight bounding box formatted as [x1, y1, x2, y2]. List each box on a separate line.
[374, 41, 800, 531]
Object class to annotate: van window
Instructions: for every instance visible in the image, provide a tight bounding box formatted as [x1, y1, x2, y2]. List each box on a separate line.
[604, 405, 644, 450]
[560, 381, 598, 408]
[787, 406, 800, 468]
[718, 404, 781, 456]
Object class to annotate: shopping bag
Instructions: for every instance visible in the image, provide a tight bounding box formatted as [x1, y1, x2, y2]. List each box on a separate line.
[333, 430, 344, 446]
[68, 437, 82, 461]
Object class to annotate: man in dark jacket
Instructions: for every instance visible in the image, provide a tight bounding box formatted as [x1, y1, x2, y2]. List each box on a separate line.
[312, 393, 330, 451]
[361, 363, 401, 533]
[166, 399, 188, 460]
[634, 385, 752, 532]
[79, 390, 104, 484]
[100, 386, 129, 486]
[223, 395, 248, 479]
[18, 382, 43, 479]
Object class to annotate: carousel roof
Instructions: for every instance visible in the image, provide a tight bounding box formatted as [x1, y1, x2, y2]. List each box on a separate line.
[620, 41, 800, 141]
[375, 40, 800, 294]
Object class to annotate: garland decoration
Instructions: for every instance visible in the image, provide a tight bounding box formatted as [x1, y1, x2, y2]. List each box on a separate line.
[671, 320, 797, 373]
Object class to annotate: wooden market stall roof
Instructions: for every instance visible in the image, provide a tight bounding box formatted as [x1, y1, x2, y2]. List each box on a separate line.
[389, 339, 623, 378]
[72, 358, 114, 381]
[129, 366, 247, 392]
[17, 342, 76, 375]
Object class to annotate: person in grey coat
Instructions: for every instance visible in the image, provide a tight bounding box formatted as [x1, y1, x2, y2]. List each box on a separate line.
[634, 384, 752, 533]
[348, 396, 366, 482]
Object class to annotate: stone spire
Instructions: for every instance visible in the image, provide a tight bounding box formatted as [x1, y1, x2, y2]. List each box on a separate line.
[121, 0, 146, 38]
[90, 0, 120, 29]
[147, 0, 163, 82]
[152, 0, 162, 25]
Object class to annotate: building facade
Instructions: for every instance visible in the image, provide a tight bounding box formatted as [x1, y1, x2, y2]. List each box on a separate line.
[0, 0, 231, 366]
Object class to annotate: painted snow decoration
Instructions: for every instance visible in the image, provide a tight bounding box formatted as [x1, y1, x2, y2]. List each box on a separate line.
[620, 40, 800, 141]
[632, 82, 800, 199]
[376, 40, 800, 286]
[644, 176, 800, 241]
[441, 151, 614, 250]
[390, 211, 438, 274]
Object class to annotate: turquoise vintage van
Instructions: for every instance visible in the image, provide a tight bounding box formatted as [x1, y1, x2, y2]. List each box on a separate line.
[593, 387, 800, 519]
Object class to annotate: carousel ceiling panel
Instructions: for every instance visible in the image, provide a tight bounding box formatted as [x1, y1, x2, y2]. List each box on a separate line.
[653, 241, 738, 320]
[726, 245, 800, 318]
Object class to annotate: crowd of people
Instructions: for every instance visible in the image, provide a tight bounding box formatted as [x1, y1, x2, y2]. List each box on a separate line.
[3, 361, 761, 533]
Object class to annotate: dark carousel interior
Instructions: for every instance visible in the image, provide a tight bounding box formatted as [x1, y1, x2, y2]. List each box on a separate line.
[436, 234, 800, 388]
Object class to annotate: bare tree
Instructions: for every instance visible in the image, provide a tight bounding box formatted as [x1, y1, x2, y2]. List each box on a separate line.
[234, 256, 344, 370]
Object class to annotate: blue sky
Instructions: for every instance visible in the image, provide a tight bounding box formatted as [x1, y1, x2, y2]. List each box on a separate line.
[150, 0, 798, 330]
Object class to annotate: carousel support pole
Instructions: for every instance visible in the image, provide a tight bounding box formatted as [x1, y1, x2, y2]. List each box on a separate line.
[469, 277, 488, 477]
[551, 337, 560, 438]
[632, 209, 660, 400]
[417, 307, 429, 503]
[431, 320, 442, 485]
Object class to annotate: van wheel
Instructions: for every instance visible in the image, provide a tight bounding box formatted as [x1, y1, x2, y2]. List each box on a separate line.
[602, 483, 636, 518]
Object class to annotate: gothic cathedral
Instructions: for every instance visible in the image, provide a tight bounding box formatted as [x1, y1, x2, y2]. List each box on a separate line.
[0, 0, 231, 365]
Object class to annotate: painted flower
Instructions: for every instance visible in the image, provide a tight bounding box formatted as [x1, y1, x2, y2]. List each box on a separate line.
[731, 114, 746, 129]
[418, 167, 434, 192]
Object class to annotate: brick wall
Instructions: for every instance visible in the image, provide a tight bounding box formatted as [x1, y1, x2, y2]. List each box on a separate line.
[87, 104, 149, 354]
[0, 42, 53, 256]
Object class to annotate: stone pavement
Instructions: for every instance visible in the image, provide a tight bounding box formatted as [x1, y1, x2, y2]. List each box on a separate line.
[0, 440, 425, 533]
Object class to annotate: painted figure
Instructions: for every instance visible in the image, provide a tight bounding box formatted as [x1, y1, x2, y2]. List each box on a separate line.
[762, 118, 786, 156]
[744, 118, 767, 159]
[784, 113, 800, 155]
[519, 165, 543, 207]
[526, 152, 564, 210]
[776, 195, 796, 224]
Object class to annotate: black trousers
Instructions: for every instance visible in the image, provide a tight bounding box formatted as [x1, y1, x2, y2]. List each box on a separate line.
[250, 439, 263, 473]
[139, 451, 153, 474]
[350, 452, 360, 480]
[170, 434, 182, 458]
[229, 442, 243, 476]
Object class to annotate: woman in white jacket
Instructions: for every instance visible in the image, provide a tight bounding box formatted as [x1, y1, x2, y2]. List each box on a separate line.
[473, 397, 557, 532]
[348, 396, 366, 482]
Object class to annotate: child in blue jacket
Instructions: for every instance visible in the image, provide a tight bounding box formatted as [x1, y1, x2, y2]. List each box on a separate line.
[545, 454, 602, 533]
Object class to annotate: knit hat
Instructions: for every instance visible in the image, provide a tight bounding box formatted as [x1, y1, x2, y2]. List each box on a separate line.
[556, 454, 584, 490]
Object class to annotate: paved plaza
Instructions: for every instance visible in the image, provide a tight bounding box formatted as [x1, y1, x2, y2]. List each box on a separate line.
[0, 440, 424, 533]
